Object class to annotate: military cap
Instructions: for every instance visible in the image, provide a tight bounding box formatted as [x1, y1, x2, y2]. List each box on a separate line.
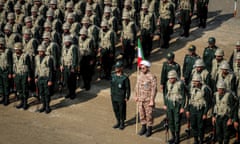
[14, 4, 21, 10]
[104, 6, 112, 13]
[79, 27, 88, 35]
[208, 37, 216, 44]
[215, 49, 224, 56]
[37, 44, 46, 51]
[4, 24, 13, 31]
[67, 13, 75, 19]
[0, 37, 5, 45]
[104, 0, 112, 5]
[188, 45, 196, 51]
[140, 60, 151, 67]
[141, 2, 149, 9]
[14, 42, 23, 50]
[216, 80, 226, 89]
[168, 70, 177, 79]
[122, 12, 130, 19]
[31, 5, 38, 12]
[46, 9, 54, 17]
[64, 35, 73, 43]
[236, 41, 240, 46]
[42, 32, 51, 39]
[194, 59, 205, 67]
[124, 0, 131, 6]
[24, 16, 32, 23]
[166, 52, 175, 59]
[220, 62, 230, 70]
[192, 74, 202, 82]
[66, 1, 73, 8]
[115, 61, 123, 68]
[7, 13, 15, 20]
[44, 21, 52, 28]
[50, 0, 57, 5]
[101, 20, 109, 28]
[81, 17, 90, 24]
[23, 28, 32, 35]
[62, 22, 70, 29]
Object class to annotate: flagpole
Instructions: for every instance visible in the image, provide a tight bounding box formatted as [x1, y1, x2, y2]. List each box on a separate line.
[234, 0, 237, 17]
[136, 66, 139, 134]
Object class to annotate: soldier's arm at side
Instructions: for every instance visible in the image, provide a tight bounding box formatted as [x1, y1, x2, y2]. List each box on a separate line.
[150, 75, 157, 104]
[203, 87, 212, 115]
[125, 76, 131, 100]
[180, 82, 186, 109]
[48, 57, 54, 82]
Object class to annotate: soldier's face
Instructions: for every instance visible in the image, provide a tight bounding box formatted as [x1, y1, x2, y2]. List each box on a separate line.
[8, 19, 14, 24]
[188, 51, 194, 56]
[50, 4, 57, 9]
[115, 67, 122, 73]
[67, 18, 74, 24]
[15, 9, 21, 14]
[44, 27, 51, 32]
[209, 43, 215, 47]
[64, 42, 71, 47]
[67, 8, 73, 12]
[217, 88, 225, 95]
[34, 1, 41, 7]
[63, 29, 69, 33]
[81, 35, 87, 40]
[38, 51, 45, 56]
[83, 23, 89, 28]
[236, 46, 240, 52]
[15, 49, 22, 56]
[169, 78, 176, 84]
[216, 56, 223, 61]
[26, 21, 32, 27]
[44, 38, 50, 44]
[4, 29, 11, 35]
[196, 66, 203, 72]
[86, 11, 92, 16]
[32, 12, 37, 17]
[221, 69, 228, 75]
[105, 13, 110, 18]
[47, 16, 53, 21]
[192, 80, 200, 87]
[24, 34, 31, 40]
[124, 19, 129, 25]
[140, 65, 148, 74]
[237, 59, 240, 67]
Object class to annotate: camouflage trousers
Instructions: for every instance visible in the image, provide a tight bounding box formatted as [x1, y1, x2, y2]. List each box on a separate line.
[138, 101, 154, 126]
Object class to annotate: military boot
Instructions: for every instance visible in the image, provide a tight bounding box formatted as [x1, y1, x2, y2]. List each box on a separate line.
[119, 120, 125, 130]
[3, 95, 9, 106]
[194, 136, 199, 144]
[39, 103, 46, 113]
[168, 131, 176, 143]
[23, 98, 29, 110]
[138, 124, 147, 136]
[145, 126, 152, 137]
[174, 132, 180, 144]
[16, 98, 24, 109]
[113, 120, 120, 129]
[45, 102, 51, 114]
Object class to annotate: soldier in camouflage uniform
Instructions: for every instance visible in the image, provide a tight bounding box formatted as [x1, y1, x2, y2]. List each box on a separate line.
[60, 36, 79, 99]
[158, 0, 175, 49]
[212, 80, 236, 144]
[197, 0, 209, 28]
[134, 60, 157, 137]
[98, 21, 116, 80]
[202, 37, 219, 72]
[0, 37, 12, 106]
[111, 61, 131, 130]
[139, 2, 155, 58]
[163, 70, 186, 144]
[160, 52, 181, 95]
[12, 42, 31, 110]
[182, 45, 200, 85]
[229, 41, 240, 72]
[79, 28, 95, 90]
[179, 0, 194, 37]
[35, 45, 54, 114]
[187, 74, 211, 144]
[121, 12, 136, 69]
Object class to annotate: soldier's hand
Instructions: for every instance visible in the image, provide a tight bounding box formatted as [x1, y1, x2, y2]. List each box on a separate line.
[48, 81, 53, 86]
[12, 74, 16, 78]
[35, 78, 38, 83]
[28, 77, 31, 82]
[160, 85, 164, 92]
[212, 117, 216, 125]
[70, 68, 75, 73]
[189, 12, 193, 17]
[148, 101, 154, 107]
[181, 77, 185, 82]
[8, 74, 12, 79]
[202, 114, 207, 120]
[180, 108, 184, 114]
[125, 98, 128, 102]
[134, 97, 138, 102]
[60, 66, 64, 72]
[169, 23, 173, 27]
[234, 122, 239, 129]
[227, 119, 233, 126]
[186, 111, 190, 118]
[163, 105, 167, 111]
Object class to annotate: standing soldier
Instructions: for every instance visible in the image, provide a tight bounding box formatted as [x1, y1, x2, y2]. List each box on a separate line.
[182, 45, 200, 85]
[160, 52, 181, 95]
[12, 42, 31, 110]
[111, 61, 131, 130]
[187, 74, 211, 144]
[163, 70, 186, 144]
[79, 28, 95, 90]
[35, 45, 54, 114]
[197, 0, 209, 28]
[229, 41, 240, 72]
[179, 0, 194, 37]
[139, 2, 155, 58]
[121, 12, 136, 69]
[212, 80, 236, 144]
[159, 0, 175, 49]
[60, 36, 79, 99]
[134, 60, 157, 137]
[202, 37, 218, 72]
[98, 21, 116, 80]
[0, 37, 12, 106]
[85, 4, 100, 27]
[102, 6, 118, 33]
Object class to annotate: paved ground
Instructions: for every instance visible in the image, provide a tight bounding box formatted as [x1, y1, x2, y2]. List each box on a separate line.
[1, 1, 240, 144]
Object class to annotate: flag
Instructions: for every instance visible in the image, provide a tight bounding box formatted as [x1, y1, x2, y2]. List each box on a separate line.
[137, 38, 144, 67]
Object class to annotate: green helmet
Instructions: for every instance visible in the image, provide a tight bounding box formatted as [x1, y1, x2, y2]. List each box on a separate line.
[115, 61, 123, 68]
[188, 45, 196, 51]
[208, 37, 216, 44]
[166, 52, 175, 60]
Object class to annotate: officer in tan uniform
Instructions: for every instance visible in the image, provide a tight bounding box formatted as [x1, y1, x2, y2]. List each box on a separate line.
[134, 60, 157, 137]
[85, 4, 100, 27]
[102, 6, 118, 33]
[230, 41, 240, 72]
[14, 3, 25, 25]
[4, 23, 21, 51]
[12, 42, 31, 110]
[86, 0, 102, 22]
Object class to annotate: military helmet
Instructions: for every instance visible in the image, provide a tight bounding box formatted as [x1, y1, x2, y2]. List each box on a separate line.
[192, 74, 202, 82]
[166, 52, 175, 59]
[67, 13, 75, 20]
[140, 60, 151, 67]
[104, 6, 112, 13]
[104, 0, 112, 5]
[215, 49, 224, 56]
[42, 32, 51, 39]
[194, 59, 205, 67]
[0, 37, 5, 45]
[122, 12, 130, 20]
[24, 16, 32, 23]
[66, 1, 73, 8]
[124, 0, 131, 6]
[31, 5, 38, 12]
[236, 41, 240, 46]
[62, 23, 70, 29]
[44, 21, 52, 28]
[4, 24, 13, 31]
[46, 9, 54, 17]
[101, 20, 109, 28]
[79, 28, 88, 35]
[23, 28, 32, 35]
[14, 4, 21, 10]
[188, 45, 196, 51]
[208, 37, 216, 44]
[0, 0, 4, 5]
[81, 17, 90, 24]
[216, 80, 226, 89]
[37, 44, 46, 51]
[64, 35, 73, 43]
[141, 2, 149, 9]
[220, 62, 230, 70]
[14, 42, 23, 50]
[7, 13, 15, 20]
[115, 61, 123, 68]
[50, 0, 57, 5]
[168, 70, 178, 79]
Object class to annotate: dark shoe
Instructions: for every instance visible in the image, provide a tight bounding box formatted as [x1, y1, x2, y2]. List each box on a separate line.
[38, 105, 45, 113]
[168, 131, 176, 143]
[145, 126, 152, 137]
[113, 121, 120, 129]
[174, 132, 180, 144]
[3, 96, 9, 106]
[119, 121, 125, 130]
[194, 136, 199, 144]
[70, 94, 76, 100]
[45, 106, 51, 114]
[65, 94, 70, 98]
[23, 98, 29, 110]
[138, 124, 147, 136]
[16, 99, 23, 109]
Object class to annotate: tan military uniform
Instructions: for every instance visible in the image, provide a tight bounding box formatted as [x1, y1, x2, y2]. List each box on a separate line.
[211, 59, 227, 81]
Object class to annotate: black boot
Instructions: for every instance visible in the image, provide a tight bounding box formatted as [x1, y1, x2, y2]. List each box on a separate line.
[16, 98, 23, 109]
[194, 136, 199, 144]
[3, 95, 9, 106]
[145, 126, 152, 137]
[168, 131, 176, 143]
[45, 102, 51, 114]
[23, 98, 29, 110]
[112, 120, 120, 129]
[39, 103, 46, 113]
[175, 132, 180, 144]
[119, 120, 125, 130]
[138, 124, 147, 136]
